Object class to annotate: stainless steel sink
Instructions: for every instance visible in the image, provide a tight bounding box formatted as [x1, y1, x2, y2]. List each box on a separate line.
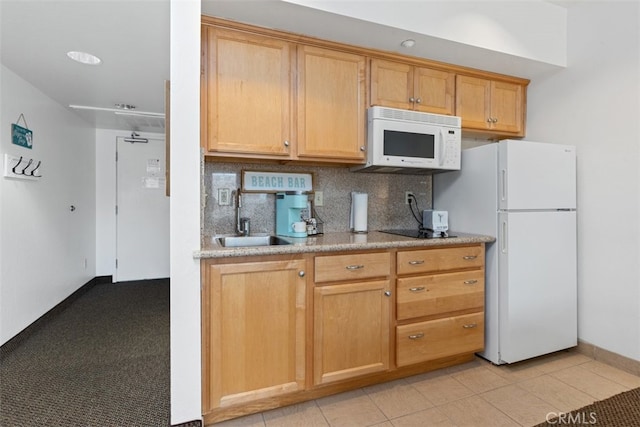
[217, 235, 291, 247]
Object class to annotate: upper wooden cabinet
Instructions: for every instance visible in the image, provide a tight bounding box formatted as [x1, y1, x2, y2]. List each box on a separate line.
[202, 27, 294, 158]
[201, 17, 531, 163]
[202, 24, 366, 163]
[455, 75, 525, 136]
[296, 46, 366, 161]
[370, 59, 455, 116]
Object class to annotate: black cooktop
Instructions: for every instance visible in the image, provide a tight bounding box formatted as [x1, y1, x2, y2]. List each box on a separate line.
[379, 229, 455, 239]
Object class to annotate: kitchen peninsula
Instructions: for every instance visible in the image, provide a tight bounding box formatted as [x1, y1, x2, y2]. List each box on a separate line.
[197, 231, 493, 424]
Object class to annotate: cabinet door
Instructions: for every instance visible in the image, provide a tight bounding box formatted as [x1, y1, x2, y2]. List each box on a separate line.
[297, 45, 366, 162]
[490, 81, 524, 134]
[202, 259, 306, 411]
[370, 59, 414, 110]
[414, 67, 455, 115]
[314, 280, 390, 385]
[455, 75, 491, 131]
[204, 28, 294, 157]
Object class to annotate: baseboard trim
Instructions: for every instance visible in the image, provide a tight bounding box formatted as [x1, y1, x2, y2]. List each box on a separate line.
[576, 339, 640, 376]
[0, 275, 112, 357]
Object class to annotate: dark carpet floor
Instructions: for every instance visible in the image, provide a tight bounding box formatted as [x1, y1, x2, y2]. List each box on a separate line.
[0, 279, 170, 426]
[534, 387, 640, 427]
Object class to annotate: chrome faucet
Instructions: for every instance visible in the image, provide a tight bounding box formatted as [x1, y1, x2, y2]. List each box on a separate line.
[235, 189, 250, 236]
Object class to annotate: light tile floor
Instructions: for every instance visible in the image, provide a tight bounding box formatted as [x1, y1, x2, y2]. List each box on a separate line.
[213, 350, 640, 427]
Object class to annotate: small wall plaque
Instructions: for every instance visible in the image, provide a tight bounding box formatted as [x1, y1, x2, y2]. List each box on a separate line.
[242, 170, 314, 193]
[11, 123, 33, 149]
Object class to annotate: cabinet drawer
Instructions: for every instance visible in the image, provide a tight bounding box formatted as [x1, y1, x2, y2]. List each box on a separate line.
[397, 245, 484, 275]
[397, 270, 484, 321]
[396, 312, 484, 367]
[315, 252, 391, 283]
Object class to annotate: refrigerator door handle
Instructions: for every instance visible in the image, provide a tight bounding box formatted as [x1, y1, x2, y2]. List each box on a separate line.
[501, 169, 507, 203]
[501, 220, 508, 253]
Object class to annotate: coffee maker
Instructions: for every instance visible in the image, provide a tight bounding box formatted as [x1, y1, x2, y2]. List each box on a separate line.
[275, 192, 308, 237]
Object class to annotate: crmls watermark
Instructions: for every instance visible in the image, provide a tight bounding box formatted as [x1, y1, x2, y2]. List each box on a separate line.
[546, 411, 597, 424]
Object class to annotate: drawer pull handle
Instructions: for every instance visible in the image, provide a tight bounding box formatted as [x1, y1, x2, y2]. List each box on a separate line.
[463, 255, 477, 260]
[408, 333, 425, 340]
[346, 264, 364, 270]
[463, 323, 478, 329]
[463, 280, 478, 285]
[409, 286, 426, 292]
[408, 260, 425, 265]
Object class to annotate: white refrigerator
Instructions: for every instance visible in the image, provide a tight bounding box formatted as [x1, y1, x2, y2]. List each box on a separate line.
[434, 140, 577, 364]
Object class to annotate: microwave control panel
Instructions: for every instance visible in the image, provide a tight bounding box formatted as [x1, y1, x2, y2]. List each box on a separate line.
[442, 129, 461, 169]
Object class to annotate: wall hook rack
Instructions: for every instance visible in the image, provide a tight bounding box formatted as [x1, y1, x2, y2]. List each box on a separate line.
[3, 153, 43, 180]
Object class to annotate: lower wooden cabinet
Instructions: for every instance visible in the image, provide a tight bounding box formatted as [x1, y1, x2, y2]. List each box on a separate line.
[201, 244, 485, 424]
[201, 258, 307, 412]
[313, 279, 391, 385]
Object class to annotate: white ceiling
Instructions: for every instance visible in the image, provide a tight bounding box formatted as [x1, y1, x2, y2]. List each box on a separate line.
[1, 0, 170, 132]
[1, 0, 566, 133]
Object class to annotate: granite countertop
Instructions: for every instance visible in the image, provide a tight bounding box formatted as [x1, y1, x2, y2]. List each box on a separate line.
[195, 231, 495, 259]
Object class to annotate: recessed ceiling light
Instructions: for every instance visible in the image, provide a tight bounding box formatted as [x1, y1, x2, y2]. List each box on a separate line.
[66, 51, 102, 65]
[400, 39, 416, 48]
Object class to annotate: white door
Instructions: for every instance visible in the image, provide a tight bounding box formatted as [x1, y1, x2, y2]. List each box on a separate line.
[116, 136, 169, 282]
[498, 211, 577, 363]
[498, 140, 577, 210]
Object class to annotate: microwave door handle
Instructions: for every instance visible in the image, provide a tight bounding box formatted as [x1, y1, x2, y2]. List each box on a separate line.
[438, 130, 445, 166]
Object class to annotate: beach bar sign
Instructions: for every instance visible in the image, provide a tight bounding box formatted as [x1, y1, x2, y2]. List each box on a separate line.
[242, 170, 313, 193]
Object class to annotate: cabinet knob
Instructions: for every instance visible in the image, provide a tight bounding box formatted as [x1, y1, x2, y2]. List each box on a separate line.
[298, 271, 305, 277]
[408, 332, 424, 340]
[493, 118, 498, 123]
[360, 146, 365, 152]
[384, 291, 391, 297]
[415, 98, 422, 104]
[409, 97, 415, 103]
[284, 140, 290, 147]
[487, 118, 493, 123]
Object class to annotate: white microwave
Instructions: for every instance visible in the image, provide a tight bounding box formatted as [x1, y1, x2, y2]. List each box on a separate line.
[352, 106, 461, 174]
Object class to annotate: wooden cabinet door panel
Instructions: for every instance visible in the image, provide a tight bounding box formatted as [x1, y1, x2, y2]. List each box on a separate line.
[397, 270, 484, 321]
[314, 280, 390, 385]
[206, 29, 293, 156]
[203, 259, 306, 410]
[414, 67, 455, 115]
[370, 59, 414, 110]
[396, 312, 484, 367]
[490, 81, 524, 134]
[297, 45, 366, 161]
[455, 75, 491, 130]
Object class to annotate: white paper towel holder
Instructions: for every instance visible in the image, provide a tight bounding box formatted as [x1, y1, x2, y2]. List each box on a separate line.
[350, 191, 368, 233]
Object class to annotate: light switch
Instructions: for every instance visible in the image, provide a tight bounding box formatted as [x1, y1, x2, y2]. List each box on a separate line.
[314, 191, 324, 207]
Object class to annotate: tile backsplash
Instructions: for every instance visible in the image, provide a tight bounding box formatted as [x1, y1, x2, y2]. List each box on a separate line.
[202, 161, 433, 239]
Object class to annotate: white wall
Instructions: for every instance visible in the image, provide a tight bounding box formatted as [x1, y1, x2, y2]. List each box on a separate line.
[0, 64, 96, 345]
[526, 1, 640, 361]
[169, 0, 202, 424]
[95, 128, 166, 278]
[284, 0, 567, 66]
